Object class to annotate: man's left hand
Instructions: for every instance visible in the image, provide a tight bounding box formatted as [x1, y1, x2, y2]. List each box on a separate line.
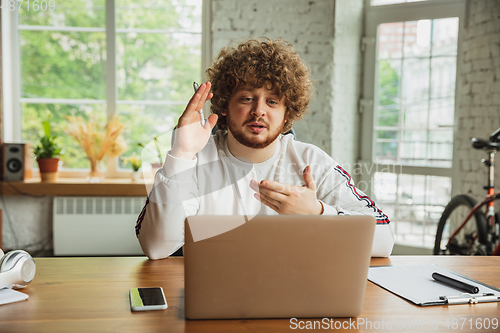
[249, 165, 324, 215]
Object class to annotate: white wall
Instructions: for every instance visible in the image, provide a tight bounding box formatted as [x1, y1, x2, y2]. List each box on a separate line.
[211, 0, 363, 165]
[331, 0, 364, 166]
[454, 0, 500, 200]
[1, 196, 53, 253]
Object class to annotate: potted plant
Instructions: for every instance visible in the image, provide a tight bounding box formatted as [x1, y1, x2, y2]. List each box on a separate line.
[65, 115, 126, 182]
[33, 119, 63, 181]
[122, 153, 142, 181]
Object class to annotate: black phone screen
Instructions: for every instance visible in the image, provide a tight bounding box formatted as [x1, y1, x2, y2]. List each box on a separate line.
[138, 287, 166, 306]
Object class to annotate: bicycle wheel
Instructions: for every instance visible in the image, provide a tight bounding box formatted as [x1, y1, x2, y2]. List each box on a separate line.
[434, 195, 489, 255]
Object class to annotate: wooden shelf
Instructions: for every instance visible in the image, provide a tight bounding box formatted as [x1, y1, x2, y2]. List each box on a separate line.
[1, 178, 151, 196]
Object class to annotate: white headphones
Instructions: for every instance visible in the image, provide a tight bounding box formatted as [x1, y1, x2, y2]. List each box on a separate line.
[0, 248, 36, 289]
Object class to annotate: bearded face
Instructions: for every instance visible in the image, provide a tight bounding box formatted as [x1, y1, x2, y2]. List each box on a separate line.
[224, 84, 286, 149]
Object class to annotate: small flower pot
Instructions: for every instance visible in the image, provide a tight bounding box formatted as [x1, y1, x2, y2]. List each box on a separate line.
[37, 158, 60, 181]
[131, 170, 140, 181]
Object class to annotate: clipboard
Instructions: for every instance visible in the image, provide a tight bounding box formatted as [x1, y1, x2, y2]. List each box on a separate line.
[367, 264, 500, 306]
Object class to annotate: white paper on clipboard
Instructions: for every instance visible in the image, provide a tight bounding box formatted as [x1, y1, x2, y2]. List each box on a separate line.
[367, 264, 500, 306]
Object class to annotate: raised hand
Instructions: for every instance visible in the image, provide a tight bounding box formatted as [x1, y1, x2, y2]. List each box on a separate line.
[171, 82, 218, 160]
[249, 165, 324, 215]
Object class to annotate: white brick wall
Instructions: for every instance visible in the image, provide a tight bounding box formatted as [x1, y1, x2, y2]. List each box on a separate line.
[454, 0, 500, 203]
[331, 0, 363, 166]
[211, 0, 363, 167]
[1, 196, 53, 253]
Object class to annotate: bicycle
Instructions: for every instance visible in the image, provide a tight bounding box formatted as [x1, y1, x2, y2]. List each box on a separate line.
[434, 127, 500, 255]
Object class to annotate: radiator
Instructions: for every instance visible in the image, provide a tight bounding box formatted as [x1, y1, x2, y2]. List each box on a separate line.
[53, 196, 146, 256]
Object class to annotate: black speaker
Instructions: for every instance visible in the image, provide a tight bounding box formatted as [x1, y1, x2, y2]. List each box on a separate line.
[0, 143, 33, 181]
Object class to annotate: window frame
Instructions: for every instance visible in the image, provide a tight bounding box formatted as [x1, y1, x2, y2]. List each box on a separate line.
[360, 0, 466, 248]
[1, 0, 211, 179]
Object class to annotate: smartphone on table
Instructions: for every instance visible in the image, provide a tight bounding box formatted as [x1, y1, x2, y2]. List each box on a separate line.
[129, 287, 168, 311]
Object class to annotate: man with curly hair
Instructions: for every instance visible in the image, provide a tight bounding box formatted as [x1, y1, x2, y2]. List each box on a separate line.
[136, 39, 393, 260]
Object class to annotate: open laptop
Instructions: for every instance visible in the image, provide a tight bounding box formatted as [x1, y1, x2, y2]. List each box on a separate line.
[184, 215, 376, 319]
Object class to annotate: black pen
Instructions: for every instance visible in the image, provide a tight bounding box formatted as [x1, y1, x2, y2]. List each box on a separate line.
[432, 272, 479, 294]
[193, 82, 205, 126]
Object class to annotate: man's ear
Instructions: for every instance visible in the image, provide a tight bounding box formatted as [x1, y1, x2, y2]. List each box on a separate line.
[221, 110, 227, 116]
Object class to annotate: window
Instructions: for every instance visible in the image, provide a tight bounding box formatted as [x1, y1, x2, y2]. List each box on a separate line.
[361, 0, 465, 249]
[375, 18, 458, 168]
[2, 0, 203, 177]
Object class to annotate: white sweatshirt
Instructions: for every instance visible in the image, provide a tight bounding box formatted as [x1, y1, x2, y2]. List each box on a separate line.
[136, 131, 394, 259]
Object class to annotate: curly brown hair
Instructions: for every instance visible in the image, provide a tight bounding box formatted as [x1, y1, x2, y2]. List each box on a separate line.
[206, 38, 313, 134]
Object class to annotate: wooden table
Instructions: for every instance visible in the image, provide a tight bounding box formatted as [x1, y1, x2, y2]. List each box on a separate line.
[0, 256, 499, 332]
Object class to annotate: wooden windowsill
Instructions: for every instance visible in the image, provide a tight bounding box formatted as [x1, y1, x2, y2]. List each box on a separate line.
[1, 178, 151, 196]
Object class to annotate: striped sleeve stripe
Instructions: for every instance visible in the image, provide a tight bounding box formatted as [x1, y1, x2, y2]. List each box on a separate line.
[135, 197, 150, 237]
[334, 165, 390, 225]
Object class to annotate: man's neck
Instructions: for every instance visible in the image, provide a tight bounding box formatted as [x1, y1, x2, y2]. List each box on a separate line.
[226, 131, 279, 164]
